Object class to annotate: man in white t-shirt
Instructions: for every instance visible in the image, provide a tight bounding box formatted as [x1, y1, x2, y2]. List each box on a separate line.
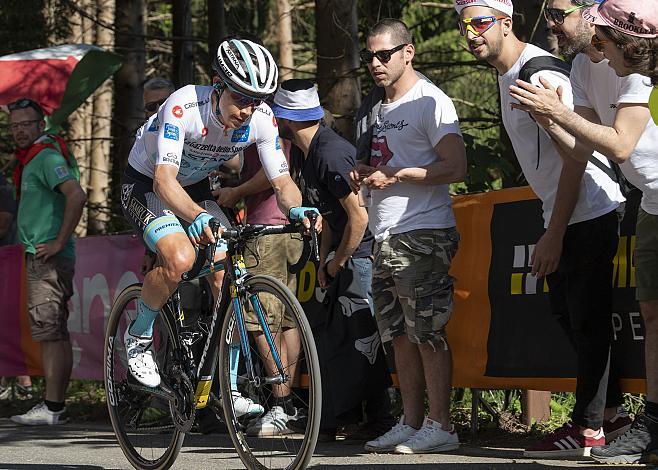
[457, 0, 626, 458]
[509, 0, 658, 463]
[350, 18, 467, 454]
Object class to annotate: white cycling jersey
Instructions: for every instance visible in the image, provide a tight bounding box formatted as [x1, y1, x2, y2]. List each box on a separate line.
[128, 84, 289, 187]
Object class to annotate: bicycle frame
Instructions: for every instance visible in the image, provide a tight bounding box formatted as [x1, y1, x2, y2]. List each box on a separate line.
[167, 239, 287, 411]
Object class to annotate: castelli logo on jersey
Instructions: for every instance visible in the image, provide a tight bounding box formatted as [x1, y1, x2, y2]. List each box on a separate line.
[172, 106, 183, 118]
[201, 127, 208, 137]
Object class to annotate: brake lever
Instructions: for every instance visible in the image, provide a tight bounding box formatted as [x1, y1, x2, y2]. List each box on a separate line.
[207, 218, 222, 270]
[288, 210, 319, 274]
[306, 210, 319, 262]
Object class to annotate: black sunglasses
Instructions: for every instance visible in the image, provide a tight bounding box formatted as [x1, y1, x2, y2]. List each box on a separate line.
[144, 99, 166, 114]
[8, 98, 44, 117]
[542, 4, 586, 25]
[359, 44, 407, 64]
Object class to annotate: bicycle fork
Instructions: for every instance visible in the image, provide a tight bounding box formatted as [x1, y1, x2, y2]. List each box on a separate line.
[230, 277, 287, 388]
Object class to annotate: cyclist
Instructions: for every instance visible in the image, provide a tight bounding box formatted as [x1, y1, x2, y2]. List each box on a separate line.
[119, 38, 320, 393]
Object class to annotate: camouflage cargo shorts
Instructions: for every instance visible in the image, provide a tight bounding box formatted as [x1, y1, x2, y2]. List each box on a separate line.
[373, 228, 460, 351]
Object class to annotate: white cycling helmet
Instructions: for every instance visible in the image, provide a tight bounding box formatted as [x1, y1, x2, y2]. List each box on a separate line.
[213, 39, 278, 99]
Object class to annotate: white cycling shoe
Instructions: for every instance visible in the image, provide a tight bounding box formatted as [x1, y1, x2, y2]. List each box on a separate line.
[124, 327, 161, 388]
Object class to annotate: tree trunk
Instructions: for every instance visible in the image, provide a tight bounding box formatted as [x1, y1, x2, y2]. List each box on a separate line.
[514, 0, 551, 49]
[68, 1, 92, 237]
[172, 0, 194, 87]
[276, 0, 294, 81]
[87, 0, 115, 235]
[315, 0, 360, 142]
[112, 0, 146, 230]
[207, 0, 226, 57]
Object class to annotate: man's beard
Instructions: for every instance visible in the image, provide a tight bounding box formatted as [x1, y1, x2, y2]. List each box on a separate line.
[559, 23, 592, 60]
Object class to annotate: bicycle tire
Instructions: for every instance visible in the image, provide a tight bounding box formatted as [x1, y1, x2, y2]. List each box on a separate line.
[218, 274, 321, 470]
[104, 283, 185, 470]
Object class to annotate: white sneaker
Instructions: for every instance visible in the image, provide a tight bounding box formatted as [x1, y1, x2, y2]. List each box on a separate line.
[124, 326, 160, 388]
[394, 417, 459, 454]
[11, 402, 68, 426]
[232, 391, 264, 418]
[364, 415, 419, 453]
[246, 405, 295, 437]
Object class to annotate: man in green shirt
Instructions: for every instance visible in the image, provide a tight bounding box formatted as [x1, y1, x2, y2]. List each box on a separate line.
[8, 98, 86, 426]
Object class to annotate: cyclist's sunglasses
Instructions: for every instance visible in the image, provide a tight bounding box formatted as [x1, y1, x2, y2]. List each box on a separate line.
[543, 4, 586, 25]
[359, 44, 407, 64]
[8, 98, 44, 117]
[458, 16, 508, 37]
[224, 82, 265, 108]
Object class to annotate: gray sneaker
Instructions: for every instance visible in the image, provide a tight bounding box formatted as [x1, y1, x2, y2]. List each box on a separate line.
[591, 414, 658, 464]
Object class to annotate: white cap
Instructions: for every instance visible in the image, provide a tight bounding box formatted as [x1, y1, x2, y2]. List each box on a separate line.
[454, 0, 514, 18]
[271, 79, 324, 121]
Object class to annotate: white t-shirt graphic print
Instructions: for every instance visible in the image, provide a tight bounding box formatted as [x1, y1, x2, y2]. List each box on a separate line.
[369, 77, 462, 242]
[499, 44, 624, 227]
[571, 54, 658, 215]
[128, 84, 288, 187]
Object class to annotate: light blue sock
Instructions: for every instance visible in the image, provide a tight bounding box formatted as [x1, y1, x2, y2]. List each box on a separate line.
[229, 344, 241, 391]
[129, 298, 160, 338]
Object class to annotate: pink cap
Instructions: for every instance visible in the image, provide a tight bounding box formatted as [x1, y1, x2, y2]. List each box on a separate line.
[583, 0, 658, 39]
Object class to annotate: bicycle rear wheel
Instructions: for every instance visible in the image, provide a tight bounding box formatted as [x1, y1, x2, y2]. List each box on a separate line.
[218, 274, 321, 470]
[104, 283, 185, 470]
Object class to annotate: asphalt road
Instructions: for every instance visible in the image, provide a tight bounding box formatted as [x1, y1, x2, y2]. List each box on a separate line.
[0, 419, 652, 470]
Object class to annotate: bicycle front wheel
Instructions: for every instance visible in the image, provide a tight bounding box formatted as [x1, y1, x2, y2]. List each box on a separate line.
[218, 274, 321, 470]
[104, 283, 185, 470]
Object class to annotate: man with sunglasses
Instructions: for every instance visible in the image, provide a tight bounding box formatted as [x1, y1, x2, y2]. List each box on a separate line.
[351, 19, 467, 454]
[8, 98, 87, 426]
[143, 77, 175, 118]
[119, 38, 319, 389]
[510, 0, 658, 463]
[457, 0, 627, 458]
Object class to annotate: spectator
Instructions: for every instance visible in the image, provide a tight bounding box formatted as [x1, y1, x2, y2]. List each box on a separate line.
[143, 77, 175, 119]
[456, 0, 626, 457]
[351, 19, 467, 454]
[8, 98, 87, 425]
[0, 176, 33, 401]
[508, 0, 658, 462]
[140, 77, 176, 274]
[271, 79, 394, 441]
[582, 0, 658, 124]
[215, 140, 304, 436]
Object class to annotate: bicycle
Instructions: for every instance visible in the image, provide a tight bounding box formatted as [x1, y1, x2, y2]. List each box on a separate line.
[104, 214, 322, 470]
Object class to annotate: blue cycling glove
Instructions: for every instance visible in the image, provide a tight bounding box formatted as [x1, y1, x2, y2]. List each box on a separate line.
[288, 206, 320, 222]
[188, 212, 213, 239]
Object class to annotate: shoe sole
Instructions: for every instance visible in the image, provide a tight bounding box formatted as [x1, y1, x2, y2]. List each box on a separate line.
[364, 444, 397, 453]
[394, 443, 460, 454]
[523, 447, 592, 459]
[591, 453, 642, 464]
[605, 424, 633, 443]
[247, 428, 295, 437]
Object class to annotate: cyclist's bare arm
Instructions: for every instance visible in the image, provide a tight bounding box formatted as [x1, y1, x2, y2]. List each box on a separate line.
[153, 164, 207, 223]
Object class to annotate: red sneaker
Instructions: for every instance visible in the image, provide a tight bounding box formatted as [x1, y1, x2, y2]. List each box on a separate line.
[524, 423, 605, 458]
[603, 407, 633, 443]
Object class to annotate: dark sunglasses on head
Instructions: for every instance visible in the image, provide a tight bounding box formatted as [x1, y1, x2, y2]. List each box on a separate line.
[542, 4, 586, 25]
[8, 98, 44, 117]
[144, 99, 166, 114]
[359, 44, 407, 64]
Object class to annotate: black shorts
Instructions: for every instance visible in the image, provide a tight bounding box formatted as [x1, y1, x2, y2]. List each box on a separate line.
[120, 165, 232, 252]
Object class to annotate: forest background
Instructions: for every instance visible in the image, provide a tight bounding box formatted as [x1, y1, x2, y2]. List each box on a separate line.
[0, 0, 557, 236]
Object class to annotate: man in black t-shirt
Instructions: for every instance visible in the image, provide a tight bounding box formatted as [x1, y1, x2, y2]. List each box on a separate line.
[272, 79, 393, 440]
